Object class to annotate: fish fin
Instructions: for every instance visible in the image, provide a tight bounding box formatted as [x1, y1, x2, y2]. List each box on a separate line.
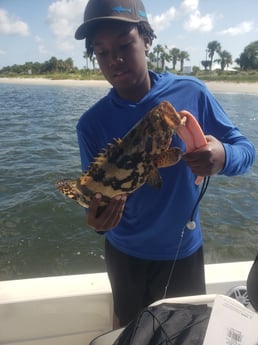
[94, 153, 107, 165]
[56, 178, 91, 208]
[98, 138, 122, 155]
[56, 178, 77, 195]
[176, 110, 207, 185]
[147, 168, 162, 189]
[157, 147, 183, 168]
[113, 137, 122, 145]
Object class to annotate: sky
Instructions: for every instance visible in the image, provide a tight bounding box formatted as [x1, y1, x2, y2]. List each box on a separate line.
[0, 0, 258, 70]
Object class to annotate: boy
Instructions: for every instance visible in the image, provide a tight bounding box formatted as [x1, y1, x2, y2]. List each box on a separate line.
[75, 0, 255, 328]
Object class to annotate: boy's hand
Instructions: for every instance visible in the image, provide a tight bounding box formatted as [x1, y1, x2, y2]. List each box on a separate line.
[182, 135, 225, 176]
[87, 193, 127, 231]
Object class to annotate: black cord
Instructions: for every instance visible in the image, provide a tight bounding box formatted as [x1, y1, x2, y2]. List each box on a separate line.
[140, 309, 175, 345]
[189, 176, 210, 222]
[163, 176, 211, 299]
[136, 308, 210, 345]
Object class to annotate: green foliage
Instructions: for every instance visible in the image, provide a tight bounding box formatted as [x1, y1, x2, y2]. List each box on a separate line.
[207, 41, 221, 71]
[201, 60, 211, 71]
[148, 45, 189, 72]
[235, 41, 258, 70]
[0, 57, 75, 75]
[195, 70, 258, 82]
[215, 50, 233, 71]
[1, 40, 258, 81]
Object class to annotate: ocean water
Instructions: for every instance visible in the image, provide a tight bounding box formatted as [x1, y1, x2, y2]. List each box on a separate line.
[0, 82, 257, 281]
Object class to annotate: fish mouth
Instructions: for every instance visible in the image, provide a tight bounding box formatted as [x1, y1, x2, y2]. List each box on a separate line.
[160, 101, 186, 130]
[164, 113, 186, 130]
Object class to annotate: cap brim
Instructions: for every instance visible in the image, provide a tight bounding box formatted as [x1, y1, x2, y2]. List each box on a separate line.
[75, 17, 141, 40]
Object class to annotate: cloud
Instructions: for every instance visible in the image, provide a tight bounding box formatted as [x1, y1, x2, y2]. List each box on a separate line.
[218, 21, 254, 36]
[46, 0, 86, 52]
[178, 0, 214, 32]
[0, 8, 30, 36]
[184, 9, 214, 32]
[148, 7, 177, 32]
[181, 0, 199, 13]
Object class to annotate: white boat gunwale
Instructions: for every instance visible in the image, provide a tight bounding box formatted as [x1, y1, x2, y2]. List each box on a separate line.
[0, 261, 253, 345]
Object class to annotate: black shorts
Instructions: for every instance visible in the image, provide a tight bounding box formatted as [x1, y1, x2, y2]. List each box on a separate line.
[105, 239, 206, 327]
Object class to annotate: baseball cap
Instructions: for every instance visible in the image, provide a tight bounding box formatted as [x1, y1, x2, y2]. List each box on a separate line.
[247, 254, 258, 311]
[75, 0, 148, 40]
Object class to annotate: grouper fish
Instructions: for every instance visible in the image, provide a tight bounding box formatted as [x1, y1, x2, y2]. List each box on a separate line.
[56, 101, 206, 208]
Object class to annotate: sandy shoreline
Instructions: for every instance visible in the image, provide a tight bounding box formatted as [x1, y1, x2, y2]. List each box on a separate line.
[204, 81, 258, 94]
[0, 77, 257, 94]
[0, 77, 110, 87]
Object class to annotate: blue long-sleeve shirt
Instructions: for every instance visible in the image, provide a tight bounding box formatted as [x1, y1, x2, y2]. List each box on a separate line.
[76, 71, 255, 260]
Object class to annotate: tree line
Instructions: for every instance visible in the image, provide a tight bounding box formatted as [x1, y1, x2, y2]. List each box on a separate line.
[0, 40, 257, 75]
[147, 40, 258, 72]
[0, 56, 76, 75]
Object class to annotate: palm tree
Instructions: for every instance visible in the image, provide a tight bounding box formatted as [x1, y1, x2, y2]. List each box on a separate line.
[147, 51, 156, 70]
[48, 56, 58, 72]
[215, 50, 232, 71]
[207, 41, 221, 71]
[152, 44, 163, 69]
[152, 44, 171, 71]
[179, 51, 190, 72]
[169, 48, 180, 70]
[64, 58, 74, 72]
[57, 59, 65, 72]
[83, 51, 89, 70]
[201, 60, 211, 71]
[91, 56, 97, 72]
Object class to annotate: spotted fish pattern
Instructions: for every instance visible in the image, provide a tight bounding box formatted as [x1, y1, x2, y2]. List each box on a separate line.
[56, 101, 186, 208]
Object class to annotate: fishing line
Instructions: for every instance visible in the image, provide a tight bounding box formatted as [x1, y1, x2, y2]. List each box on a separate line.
[163, 176, 210, 299]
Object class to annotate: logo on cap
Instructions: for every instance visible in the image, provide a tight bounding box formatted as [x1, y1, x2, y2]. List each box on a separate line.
[111, 6, 147, 19]
[112, 6, 132, 14]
